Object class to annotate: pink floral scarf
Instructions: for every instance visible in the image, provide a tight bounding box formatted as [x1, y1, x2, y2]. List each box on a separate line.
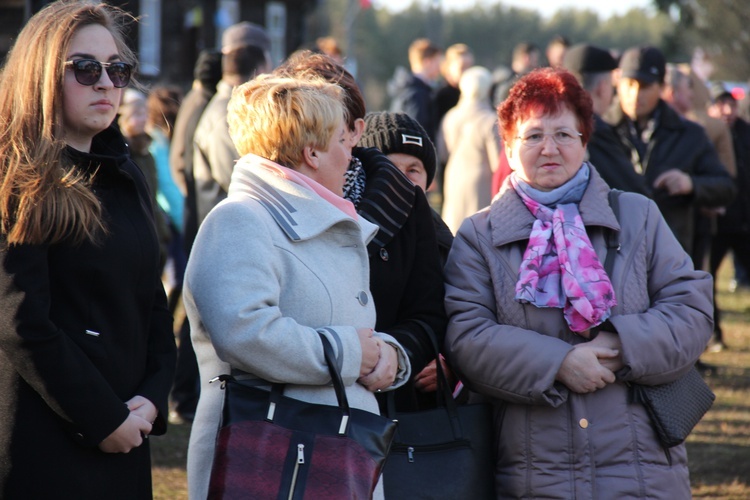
[511, 172, 616, 334]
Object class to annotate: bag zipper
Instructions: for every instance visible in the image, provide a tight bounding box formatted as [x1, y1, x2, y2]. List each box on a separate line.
[288, 443, 305, 500]
[390, 440, 471, 463]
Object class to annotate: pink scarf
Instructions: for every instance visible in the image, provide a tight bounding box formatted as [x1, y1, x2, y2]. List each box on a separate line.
[254, 156, 358, 220]
[511, 176, 616, 334]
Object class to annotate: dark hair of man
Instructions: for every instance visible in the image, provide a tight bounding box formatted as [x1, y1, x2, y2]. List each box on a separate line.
[513, 42, 540, 60]
[223, 45, 267, 80]
[581, 72, 611, 94]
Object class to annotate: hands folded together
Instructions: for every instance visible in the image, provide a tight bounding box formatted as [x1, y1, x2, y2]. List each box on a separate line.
[356, 327, 399, 393]
[556, 330, 625, 394]
[98, 395, 157, 454]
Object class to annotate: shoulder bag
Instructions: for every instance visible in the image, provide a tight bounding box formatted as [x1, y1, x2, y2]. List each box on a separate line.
[605, 189, 715, 464]
[207, 333, 397, 499]
[381, 322, 495, 499]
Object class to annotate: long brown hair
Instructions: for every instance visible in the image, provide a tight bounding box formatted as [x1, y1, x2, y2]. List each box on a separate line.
[0, 1, 136, 245]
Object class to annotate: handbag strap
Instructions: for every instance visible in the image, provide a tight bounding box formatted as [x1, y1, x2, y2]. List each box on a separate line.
[261, 333, 353, 435]
[385, 320, 466, 440]
[318, 332, 353, 433]
[603, 189, 622, 276]
[590, 189, 621, 339]
[419, 320, 456, 411]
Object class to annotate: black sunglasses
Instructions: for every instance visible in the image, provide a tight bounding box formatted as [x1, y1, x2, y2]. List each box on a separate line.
[65, 59, 133, 88]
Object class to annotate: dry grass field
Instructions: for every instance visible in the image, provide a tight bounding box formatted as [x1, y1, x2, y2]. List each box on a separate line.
[151, 260, 750, 499]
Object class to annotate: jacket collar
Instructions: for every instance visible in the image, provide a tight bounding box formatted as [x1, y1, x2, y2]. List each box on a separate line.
[215, 80, 235, 98]
[353, 147, 416, 247]
[489, 165, 620, 247]
[65, 125, 131, 180]
[229, 154, 378, 243]
[603, 98, 684, 131]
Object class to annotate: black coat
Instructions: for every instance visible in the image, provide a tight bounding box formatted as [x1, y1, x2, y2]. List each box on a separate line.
[353, 148, 447, 411]
[602, 99, 736, 254]
[717, 117, 750, 233]
[388, 71, 438, 141]
[587, 114, 652, 197]
[0, 127, 176, 499]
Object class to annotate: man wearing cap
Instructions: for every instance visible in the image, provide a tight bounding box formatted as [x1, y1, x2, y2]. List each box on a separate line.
[192, 21, 272, 226]
[601, 45, 735, 255]
[707, 83, 750, 350]
[563, 43, 651, 197]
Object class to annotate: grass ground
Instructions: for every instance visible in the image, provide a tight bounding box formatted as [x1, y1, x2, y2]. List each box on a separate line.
[150, 260, 750, 499]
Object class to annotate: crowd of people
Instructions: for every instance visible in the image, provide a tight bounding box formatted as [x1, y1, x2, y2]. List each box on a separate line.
[0, 0, 740, 498]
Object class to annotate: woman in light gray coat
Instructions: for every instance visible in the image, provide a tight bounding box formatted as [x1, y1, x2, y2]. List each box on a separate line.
[439, 66, 501, 234]
[184, 76, 410, 499]
[444, 68, 713, 498]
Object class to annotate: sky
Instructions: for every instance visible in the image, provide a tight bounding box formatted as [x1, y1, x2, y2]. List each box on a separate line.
[376, 0, 656, 19]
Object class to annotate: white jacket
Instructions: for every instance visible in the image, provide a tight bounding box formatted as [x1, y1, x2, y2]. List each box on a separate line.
[184, 154, 410, 499]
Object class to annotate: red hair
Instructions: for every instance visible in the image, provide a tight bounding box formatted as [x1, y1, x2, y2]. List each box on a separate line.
[498, 67, 594, 144]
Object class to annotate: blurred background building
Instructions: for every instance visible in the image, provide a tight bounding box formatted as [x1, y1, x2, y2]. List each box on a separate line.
[0, 0, 319, 86]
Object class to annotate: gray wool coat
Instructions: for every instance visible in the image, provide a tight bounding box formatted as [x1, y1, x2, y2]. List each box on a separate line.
[444, 166, 713, 499]
[438, 99, 501, 234]
[183, 155, 410, 499]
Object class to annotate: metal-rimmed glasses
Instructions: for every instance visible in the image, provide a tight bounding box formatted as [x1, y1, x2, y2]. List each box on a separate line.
[515, 129, 583, 147]
[64, 59, 133, 88]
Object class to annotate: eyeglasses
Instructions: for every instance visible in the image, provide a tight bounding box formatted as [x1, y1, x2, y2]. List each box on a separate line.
[65, 59, 133, 88]
[515, 129, 582, 147]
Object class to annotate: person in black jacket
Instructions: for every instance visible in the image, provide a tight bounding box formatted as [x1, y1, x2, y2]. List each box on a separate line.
[707, 84, 750, 350]
[275, 51, 448, 412]
[388, 38, 443, 142]
[0, 3, 176, 498]
[601, 46, 735, 255]
[167, 48, 222, 424]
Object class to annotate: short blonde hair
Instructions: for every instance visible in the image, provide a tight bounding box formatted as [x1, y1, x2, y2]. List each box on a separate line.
[227, 76, 345, 169]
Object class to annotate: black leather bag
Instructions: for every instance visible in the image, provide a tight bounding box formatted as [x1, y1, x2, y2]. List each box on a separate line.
[207, 333, 397, 500]
[630, 367, 715, 449]
[606, 190, 715, 463]
[382, 328, 495, 499]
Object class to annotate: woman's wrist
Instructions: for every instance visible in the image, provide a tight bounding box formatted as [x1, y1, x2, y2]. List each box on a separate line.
[385, 341, 410, 386]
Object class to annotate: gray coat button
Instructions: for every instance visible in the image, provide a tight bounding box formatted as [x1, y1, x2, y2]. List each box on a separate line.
[357, 291, 369, 305]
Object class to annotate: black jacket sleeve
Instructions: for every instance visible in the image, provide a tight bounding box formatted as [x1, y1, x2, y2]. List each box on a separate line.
[0, 243, 130, 446]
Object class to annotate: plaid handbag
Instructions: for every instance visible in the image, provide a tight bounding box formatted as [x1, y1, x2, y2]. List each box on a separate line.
[207, 333, 397, 499]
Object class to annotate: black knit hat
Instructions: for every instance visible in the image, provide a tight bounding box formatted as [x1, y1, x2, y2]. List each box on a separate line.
[359, 111, 437, 186]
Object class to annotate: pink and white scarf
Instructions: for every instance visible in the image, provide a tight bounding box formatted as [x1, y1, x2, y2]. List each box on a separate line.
[511, 169, 616, 334]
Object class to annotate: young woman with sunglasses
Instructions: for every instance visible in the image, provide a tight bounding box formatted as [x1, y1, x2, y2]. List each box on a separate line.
[0, 2, 176, 498]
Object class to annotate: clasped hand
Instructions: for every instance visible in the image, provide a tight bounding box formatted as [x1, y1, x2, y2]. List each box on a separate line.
[98, 395, 157, 454]
[653, 169, 693, 196]
[556, 331, 624, 394]
[357, 327, 398, 393]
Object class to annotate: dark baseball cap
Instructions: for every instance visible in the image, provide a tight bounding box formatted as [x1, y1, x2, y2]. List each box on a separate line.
[562, 44, 618, 74]
[709, 81, 735, 102]
[619, 46, 666, 84]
